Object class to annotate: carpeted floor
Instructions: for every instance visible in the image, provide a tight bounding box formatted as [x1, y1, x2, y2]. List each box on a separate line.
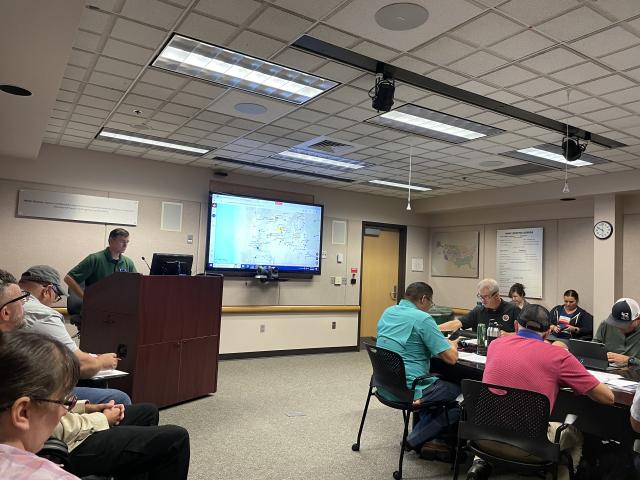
[159, 350, 525, 480]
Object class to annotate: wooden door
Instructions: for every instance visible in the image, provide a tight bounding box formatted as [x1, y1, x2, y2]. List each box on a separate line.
[360, 228, 400, 338]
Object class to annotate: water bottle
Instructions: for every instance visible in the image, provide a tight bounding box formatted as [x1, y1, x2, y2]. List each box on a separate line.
[487, 321, 501, 347]
[476, 323, 487, 355]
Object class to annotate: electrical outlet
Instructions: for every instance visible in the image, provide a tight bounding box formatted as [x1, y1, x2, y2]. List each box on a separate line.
[330, 276, 335, 285]
[260, 324, 265, 333]
[341, 277, 347, 285]
[331, 321, 336, 330]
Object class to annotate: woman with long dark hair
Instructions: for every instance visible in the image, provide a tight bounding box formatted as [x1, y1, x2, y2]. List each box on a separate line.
[548, 289, 593, 341]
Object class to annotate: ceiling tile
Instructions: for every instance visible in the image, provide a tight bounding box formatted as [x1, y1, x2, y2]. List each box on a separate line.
[102, 38, 153, 65]
[390, 55, 436, 75]
[497, 0, 580, 26]
[599, 45, 640, 70]
[451, 12, 524, 46]
[272, 48, 326, 72]
[131, 82, 174, 100]
[481, 65, 535, 87]
[550, 62, 611, 84]
[120, 0, 183, 29]
[171, 92, 211, 109]
[520, 48, 586, 74]
[487, 30, 555, 60]
[177, 13, 237, 45]
[249, 7, 313, 42]
[111, 18, 166, 49]
[69, 49, 96, 68]
[591, 0, 640, 21]
[140, 69, 186, 89]
[412, 36, 476, 65]
[563, 97, 612, 114]
[313, 62, 361, 83]
[208, 90, 296, 123]
[228, 30, 286, 58]
[182, 81, 227, 99]
[194, 0, 262, 24]
[84, 84, 124, 101]
[569, 26, 640, 58]
[306, 24, 358, 48]
[74, 30, 102, 51]
[510, 77, 563, 97]
[88, 71, 131, 91]
[448, 51, 507, 76]
[536, 6, 611, 42]
[325, 0, 483, 52]
[271, 0, 346, 20]
[577, 75, 636, 95]
[78, 8, 112, 34]
[94, 56, 141, 78]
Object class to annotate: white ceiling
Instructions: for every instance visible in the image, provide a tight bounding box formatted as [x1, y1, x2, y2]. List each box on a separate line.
[5, 0, 640, 199]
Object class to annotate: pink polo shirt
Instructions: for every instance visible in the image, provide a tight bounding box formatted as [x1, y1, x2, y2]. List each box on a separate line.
[0, 443, 80, 479]
[483, 333, 600, 410]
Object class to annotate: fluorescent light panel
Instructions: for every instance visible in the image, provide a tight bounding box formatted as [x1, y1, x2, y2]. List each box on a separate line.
[96, 129, 210, 155]
[369, 179, 432, 191]
[153, 34, 338, 104]
[367, 104, 505, 144]
[517, 147, 592, 167]
[276, 149, 368, 170]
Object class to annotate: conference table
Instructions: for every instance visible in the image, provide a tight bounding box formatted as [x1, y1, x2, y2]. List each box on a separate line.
[431, 353, 640, 446]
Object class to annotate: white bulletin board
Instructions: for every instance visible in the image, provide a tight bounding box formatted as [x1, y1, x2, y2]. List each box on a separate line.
[496, 227, 543, 298]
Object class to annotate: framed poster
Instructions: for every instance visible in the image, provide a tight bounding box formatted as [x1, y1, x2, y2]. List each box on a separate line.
[496, 227, 543, 298]
[431, 230, 479, 278]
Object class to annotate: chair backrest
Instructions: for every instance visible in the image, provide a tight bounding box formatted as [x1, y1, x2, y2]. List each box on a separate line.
[365, 343, 414, 403]
[460, 379, 559, 460]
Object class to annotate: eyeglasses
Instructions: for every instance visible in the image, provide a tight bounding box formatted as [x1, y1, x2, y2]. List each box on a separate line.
[477, 292, 498, 301]
[45, 284, 62, 302]
[32, 393, 77, 412]
[0, 291, 30, 310]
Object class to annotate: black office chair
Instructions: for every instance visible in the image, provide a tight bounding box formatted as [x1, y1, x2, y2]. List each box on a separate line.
[352, 343, 458, 480]
[38, 437, 113, 480]
[453, 379, 577, 480]
[67, 290, 83, 333]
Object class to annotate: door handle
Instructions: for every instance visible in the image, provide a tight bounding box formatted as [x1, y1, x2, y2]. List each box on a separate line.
[391, 285, 397, 301]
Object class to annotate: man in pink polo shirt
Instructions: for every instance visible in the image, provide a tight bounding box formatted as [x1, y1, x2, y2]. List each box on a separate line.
[466, 304, 614, 480]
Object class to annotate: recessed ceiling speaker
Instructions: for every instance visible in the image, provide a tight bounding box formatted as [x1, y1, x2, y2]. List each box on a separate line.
[562, 137, 587, 161]
[369, 75, 395, 112]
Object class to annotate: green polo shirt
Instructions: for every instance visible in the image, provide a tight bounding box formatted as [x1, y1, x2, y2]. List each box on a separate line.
[68, 248, 137, 287]
[376, 299, 451, 400]
[594, 322, 640, 360]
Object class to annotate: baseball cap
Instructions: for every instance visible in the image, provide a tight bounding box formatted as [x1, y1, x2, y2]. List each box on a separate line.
[605, 298, 640, 329]
[517, 304, 550, 332]
[20, 265, 66, 296]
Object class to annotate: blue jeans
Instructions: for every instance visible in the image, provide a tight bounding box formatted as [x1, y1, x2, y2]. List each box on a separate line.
[74, 386, 132, 405]
[407, 379, 460, 447]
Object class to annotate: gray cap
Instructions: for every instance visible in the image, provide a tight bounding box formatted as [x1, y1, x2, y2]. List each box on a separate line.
[517, 304, 550, 332]
[20, 265, 66, 296]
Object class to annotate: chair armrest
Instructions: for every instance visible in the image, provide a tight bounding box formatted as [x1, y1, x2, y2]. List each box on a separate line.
[553, 414, 578, 443]
[410, 375, 431, 389]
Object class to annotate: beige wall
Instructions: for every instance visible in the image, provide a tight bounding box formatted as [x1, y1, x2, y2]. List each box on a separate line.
[425, 202, 596, 313]
[0, 144, 430, 310]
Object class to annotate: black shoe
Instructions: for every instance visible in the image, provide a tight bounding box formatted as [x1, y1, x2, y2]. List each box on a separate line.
[466, 459, 491, 479]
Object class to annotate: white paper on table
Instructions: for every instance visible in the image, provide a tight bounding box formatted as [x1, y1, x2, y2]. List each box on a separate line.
[91, 368, 129, 380]
[463, 338, 478, 345]
[586, 370, 622, 383]
[606, 378, 639, 389]
[457, 351, 487, 364]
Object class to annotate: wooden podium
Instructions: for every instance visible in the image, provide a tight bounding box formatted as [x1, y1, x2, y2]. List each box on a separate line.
[80, 273, 223, 408]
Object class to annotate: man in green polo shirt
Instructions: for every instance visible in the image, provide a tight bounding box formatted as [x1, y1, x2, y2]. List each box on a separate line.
[594, 297, 640, 367]
[64, 228, 137, 299]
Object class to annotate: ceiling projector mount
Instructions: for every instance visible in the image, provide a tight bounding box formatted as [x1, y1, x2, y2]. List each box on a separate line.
[562, 134, 589, 162]
[369, 63, 395, 112]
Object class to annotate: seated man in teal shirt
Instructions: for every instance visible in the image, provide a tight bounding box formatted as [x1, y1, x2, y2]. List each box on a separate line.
[376, 282, 459, 456]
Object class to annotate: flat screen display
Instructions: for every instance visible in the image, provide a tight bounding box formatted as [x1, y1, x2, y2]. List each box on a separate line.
[206, 192, 323, 275]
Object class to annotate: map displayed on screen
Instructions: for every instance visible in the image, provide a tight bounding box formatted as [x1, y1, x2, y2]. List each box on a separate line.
[207, 193, 323, 272]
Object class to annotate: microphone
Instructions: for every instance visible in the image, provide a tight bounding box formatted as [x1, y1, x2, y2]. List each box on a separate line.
[141, 256, 151, 272]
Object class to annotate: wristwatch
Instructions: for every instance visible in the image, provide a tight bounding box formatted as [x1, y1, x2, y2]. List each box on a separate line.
[629, 357, 639, 367]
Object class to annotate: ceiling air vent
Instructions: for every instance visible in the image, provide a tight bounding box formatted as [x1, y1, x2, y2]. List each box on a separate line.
[295, 136, 365, 156]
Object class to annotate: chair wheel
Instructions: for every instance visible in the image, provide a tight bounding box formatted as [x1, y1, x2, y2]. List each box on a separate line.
[351, 443, 360, 451]
[393, 471, 402, 480]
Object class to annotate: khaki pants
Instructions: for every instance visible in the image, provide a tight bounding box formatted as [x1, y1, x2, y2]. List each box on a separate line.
[474, 422, 582, 480]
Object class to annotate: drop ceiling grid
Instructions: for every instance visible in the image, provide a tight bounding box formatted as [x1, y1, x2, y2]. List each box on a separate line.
[40, 0, 640, 196]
